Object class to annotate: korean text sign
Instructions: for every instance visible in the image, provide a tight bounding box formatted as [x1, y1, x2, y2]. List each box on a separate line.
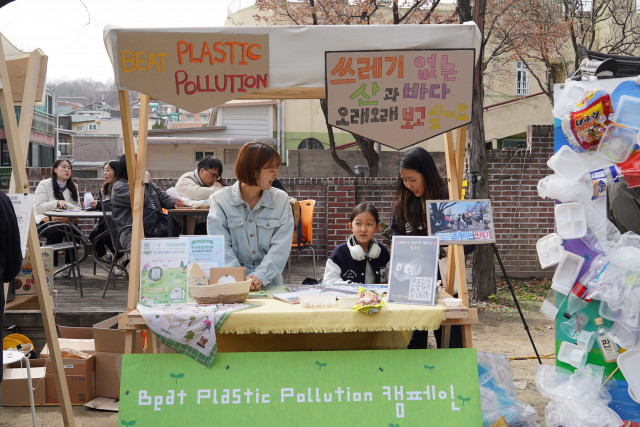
[116, 32, 269, 113]
[119, 350, 481, 426]
[325, 49, 474, 149]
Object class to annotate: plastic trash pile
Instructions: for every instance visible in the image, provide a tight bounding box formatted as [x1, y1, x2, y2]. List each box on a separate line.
[536, 77, 640, 420]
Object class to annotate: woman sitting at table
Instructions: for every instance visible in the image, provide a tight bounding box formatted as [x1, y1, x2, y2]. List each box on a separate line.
[33, 158, 82, 265]
[87, 160, 119, 259]
[111, 155, 182, 250]
[207, 141, 294, 291]
[391, 147, 465, 349]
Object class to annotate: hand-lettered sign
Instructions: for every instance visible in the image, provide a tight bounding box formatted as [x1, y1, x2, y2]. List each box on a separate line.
[119, 350, 481, 426]
[325, 49, 474, 149]
[115, 32, 269, 113]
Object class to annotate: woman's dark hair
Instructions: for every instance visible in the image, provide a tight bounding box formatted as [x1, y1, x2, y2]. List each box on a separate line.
[51, 158, 79, 202]
[350, 202, 380, 224]
[101, 159, 120, 196]
[197, 155, 224, 185]
[235, 141, 281, 186]
[115, 154, 129, 181]
[393, 147, 444, 234]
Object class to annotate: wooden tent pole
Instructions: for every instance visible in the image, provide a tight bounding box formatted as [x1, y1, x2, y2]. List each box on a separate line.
[0, 43, 75, 426]
[119, 90, 150, 353]
[442, 126, 472, 348]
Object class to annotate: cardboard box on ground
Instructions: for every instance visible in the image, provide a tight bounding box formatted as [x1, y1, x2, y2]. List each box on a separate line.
[1, 359, 47, 406]
[38, 316, 145, 404]
[14, 247, 54, 295]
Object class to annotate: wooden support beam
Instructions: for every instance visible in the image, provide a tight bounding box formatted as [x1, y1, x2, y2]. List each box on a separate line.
[0, 44, 75, 426]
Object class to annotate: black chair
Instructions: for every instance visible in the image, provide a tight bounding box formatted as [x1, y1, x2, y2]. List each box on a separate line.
[37, 220, 87, 297]
[101, 200, 131, 298]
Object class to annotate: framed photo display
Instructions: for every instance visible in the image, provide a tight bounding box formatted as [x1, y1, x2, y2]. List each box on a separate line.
[426, 199, 496, 245]
[388, 236, 440, 306]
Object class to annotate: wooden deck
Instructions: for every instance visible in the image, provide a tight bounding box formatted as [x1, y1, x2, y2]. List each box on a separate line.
[4, 255, 324, 352]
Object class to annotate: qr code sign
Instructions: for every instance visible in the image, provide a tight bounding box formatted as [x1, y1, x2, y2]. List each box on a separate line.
[408, 276, 434, 301]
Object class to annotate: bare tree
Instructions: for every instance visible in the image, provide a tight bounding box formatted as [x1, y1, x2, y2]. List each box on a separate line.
[254, 0, 449, 176]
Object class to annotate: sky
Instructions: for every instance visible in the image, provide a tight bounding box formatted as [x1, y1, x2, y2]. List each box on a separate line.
[0, 0, 250, 82]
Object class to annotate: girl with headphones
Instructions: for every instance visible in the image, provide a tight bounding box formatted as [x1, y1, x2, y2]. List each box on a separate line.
[323, 202, 390, 284]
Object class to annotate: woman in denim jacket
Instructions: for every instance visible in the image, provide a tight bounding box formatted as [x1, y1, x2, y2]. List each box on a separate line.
[207, 142, 294, 290]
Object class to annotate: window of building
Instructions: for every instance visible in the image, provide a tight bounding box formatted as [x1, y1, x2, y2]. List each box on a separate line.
[224, 149, 239, 164]
[88, 123, 97, 131]
[187, 115, 194, 122]
[74, 170, 99, 178]
[516, 61, 529, 96]
[77, 125, 84, 131]
[38, 145, 54, 167]
[194, 151, 215, 162]
[200, 114, 208, 122]
[59, 143, 71, 156]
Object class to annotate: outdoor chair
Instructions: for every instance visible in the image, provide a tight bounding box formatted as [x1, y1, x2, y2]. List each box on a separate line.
[101, 200, 132, 298]
[287, 199, 316, 283]
[37, 220, 86, 297]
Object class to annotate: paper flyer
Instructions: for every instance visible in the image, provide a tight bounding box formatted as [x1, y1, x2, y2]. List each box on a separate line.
[186, 236, 224, 281]
[139, 238, 189, 305]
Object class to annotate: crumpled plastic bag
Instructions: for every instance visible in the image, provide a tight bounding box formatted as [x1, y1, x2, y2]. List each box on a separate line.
[477, 351, 540, 426]
[536, 364, 622, 427]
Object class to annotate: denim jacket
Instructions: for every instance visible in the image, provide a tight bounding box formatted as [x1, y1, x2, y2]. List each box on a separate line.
[206, 182, 294, 287]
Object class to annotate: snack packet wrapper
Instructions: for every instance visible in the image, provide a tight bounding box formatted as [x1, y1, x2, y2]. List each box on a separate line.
[561, 90, 613, 152]
[353, 286, 385, 315]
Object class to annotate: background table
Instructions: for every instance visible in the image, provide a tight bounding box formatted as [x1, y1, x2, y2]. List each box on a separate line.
[44, 209, 105, 221]
[167, 207, 209, 236]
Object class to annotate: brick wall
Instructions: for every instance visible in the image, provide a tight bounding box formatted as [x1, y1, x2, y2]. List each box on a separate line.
[20, 125, 556, 278]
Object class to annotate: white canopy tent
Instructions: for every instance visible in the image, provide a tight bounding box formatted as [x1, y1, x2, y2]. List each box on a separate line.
[104, 23, 480, 350]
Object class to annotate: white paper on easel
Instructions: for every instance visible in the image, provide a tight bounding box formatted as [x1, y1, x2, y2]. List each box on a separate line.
[8, 193, 33, 258]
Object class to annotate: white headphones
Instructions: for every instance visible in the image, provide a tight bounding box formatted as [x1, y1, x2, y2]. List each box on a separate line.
[347, 235, 381, 261]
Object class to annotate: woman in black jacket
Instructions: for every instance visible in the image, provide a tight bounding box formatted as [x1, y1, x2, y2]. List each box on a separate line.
[390, 147, 463, 349]
[110, 155, 182, 250]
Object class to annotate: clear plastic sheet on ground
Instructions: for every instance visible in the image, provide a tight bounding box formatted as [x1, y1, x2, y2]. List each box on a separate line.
[477, 351, 540, 427]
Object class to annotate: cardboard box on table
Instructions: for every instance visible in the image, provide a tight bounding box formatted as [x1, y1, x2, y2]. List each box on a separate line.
[14, 247, 54, 295]
[1, 358, 47, 406]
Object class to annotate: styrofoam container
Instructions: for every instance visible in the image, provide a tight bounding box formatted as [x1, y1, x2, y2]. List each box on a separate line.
[551, 251, 585, 295]
[299, 293, 337, 308]
[610, 321, 640, 349]
[338, 296, 359, 309]
[599, 301, 621, 322]
[555, 203, 587, 239]
[443, 298, 462, 307]
[557, 341, 588, 369]
[547, 145, 591, 181]
[612, 95, 640, 130]
[617, 349, 640, 404]
[597, 124, 637, 163]
[536, 233, 565, 269]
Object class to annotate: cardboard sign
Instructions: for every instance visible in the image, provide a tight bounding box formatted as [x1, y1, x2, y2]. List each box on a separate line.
[119, 350, 481, 425]
[325, 49, 474, 149]
[14, 247, 54, 295]
[426, 200, 496, 245]
[388, 236, 440, 306]
[115, 32, 269, 113]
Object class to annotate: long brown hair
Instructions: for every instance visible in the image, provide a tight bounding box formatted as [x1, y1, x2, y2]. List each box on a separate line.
[393, 147, 443, 235]
[51, 159, 79, 202]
